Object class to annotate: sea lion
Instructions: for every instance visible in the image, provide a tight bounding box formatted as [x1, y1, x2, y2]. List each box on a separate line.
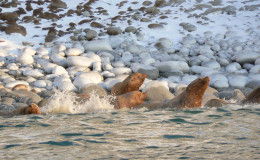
[12, 84, 29, 91]
[241, 87, 260, 104]
[113, 91, 147, 109]
[111, 73, 146, 96]
[134, 77, 210, 109]
[0, 103, 41, 116]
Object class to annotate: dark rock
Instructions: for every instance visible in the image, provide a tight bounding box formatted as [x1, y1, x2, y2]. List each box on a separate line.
[146, 6, 160, 15]
[15, 7, 26, 15]
[136, 68, 159, 80]
[0, 12, 19, 22]
[202, 93, 218, 106]
[140, 18, 151, 22]
[13, 103, 28, 109]
[78, 19, 92, 25]
[142, 1, 153, 6]
[38, 99, 49, 107]
[90, 22, 104, 28]
[22, 16, 37, 23]
[160, 70, 184, 77]
[179, 22, 197, 32]
[50, 0, 67, 9]
[107, 27, 122, 35]
[125, 26, 137, 33]
[148, 23, 163, 29]
[5, 24, 27, 36]
[154, 0, 167, 7]
[85, 29, 97, 40]
[246, 81, 260, 89]
[41, 12, 59, 20]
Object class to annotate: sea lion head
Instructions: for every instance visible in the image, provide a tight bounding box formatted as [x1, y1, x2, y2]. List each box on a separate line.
[126, 72, 146, 92]
[184, 76, 210, 108]
[24, 103, 41, 115]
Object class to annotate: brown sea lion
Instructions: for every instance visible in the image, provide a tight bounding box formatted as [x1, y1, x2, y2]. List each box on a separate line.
[113, 91, 147, 109]
[241, 87, 260, 104]
[0, 103, 41, 116]
[134, 77, 210, 109]
[12, 84, 29, 91]
[111, 73, 146, 96]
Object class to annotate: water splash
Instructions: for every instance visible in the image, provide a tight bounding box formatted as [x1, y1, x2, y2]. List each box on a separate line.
[41, 90, 115, 114]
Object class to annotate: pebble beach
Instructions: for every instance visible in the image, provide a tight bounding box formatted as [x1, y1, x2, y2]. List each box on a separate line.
[0, 1, 260, 159]
[1, 0, 260, 112]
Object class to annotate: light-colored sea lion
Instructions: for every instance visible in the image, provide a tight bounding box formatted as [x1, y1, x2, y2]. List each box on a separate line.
[0, 103, 41, 116]
[12, 84, 29, 91]
[113, 91, 147, 109]
[111, 73, 146, 96]
[134, 77, 210, 109]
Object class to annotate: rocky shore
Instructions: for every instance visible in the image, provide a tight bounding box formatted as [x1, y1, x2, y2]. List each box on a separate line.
[0, 0, 260, 113]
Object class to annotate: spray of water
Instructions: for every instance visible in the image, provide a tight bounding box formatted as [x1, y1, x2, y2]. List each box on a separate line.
[41, 90, 116, 114]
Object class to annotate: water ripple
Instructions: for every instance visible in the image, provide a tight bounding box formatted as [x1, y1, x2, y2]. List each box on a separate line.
[163, 135, 195, 139]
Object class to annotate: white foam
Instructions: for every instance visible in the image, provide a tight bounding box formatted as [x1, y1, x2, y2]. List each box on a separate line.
[41, 90, 115, 114]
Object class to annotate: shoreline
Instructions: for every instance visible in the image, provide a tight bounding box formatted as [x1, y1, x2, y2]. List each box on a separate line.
[0, 0, 260, 113]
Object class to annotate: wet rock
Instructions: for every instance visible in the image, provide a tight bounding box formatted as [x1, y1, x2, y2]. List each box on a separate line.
[232, 89, 245, 102]
[204, 99, 229, 108]
[79, 83, 107, 96]
[0, 104, 15, 112]
[179, 22, 197, 32]
[107, 27, 122, 35]
[10, 90, 42, 104]
[5, 24, 26, 36]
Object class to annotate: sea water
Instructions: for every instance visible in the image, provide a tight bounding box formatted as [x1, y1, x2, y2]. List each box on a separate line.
[0, 90, 259, 159]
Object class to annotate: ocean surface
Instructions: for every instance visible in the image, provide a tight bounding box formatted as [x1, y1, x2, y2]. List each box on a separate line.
[0, 99, 259, 160]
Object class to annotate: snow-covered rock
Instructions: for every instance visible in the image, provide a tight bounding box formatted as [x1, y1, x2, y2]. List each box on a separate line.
[65, 48, 83, 56]
[23, 68, 44, 78]
[131, 63, 159, 80]
[73, 71, 103, 89]
[155, 61, 190, 73]
[50, 53, 67, 67]
[228, 76, 247, 88]
[5, 81, 29, 88]
[82, 39, 113, 52]
[67, 56, 93, 67]
[236, 52, 260, 64]
[110, 67, 132, 75]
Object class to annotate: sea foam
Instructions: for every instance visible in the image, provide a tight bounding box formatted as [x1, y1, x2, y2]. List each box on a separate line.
[41, 90, 115, 114]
